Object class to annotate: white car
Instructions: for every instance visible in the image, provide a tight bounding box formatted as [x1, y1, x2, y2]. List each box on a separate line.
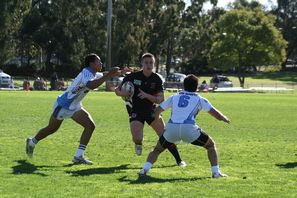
[210, 75, 233, 88]
[0, 70, 14, 88]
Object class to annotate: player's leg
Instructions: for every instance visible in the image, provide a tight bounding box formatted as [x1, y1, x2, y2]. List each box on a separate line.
[71, 108, 95, 164]
[130, 120, 144, 155]
[191, 129, 227, 178]
[149, 116, 186, 167]
[138, 135, 170, 176]
[26, 115, 63, 157]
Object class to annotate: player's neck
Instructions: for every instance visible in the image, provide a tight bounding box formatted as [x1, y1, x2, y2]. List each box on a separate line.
[142, 70, 152, 78]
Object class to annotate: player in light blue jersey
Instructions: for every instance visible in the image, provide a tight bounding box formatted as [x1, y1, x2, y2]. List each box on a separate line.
[139, 74, 230, 178]
[26, 53, 130, 164]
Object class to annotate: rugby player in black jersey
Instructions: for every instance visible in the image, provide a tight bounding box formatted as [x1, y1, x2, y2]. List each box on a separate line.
[115, 53, 186, 167]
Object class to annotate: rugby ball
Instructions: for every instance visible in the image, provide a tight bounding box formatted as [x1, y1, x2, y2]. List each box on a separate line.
[121, 81, 134, 101]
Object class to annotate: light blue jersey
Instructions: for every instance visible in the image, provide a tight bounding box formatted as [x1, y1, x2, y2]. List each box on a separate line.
[56, 67, 103, 110]
[160, 90, 213, 125]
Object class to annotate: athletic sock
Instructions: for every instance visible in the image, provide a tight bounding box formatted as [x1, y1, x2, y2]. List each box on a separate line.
[168, 144, 182, 164]
[29, 137, 38, 146]
[211, 165, 219, 174]
[75, 144, 86, 157]
[143, 162, 152, 171]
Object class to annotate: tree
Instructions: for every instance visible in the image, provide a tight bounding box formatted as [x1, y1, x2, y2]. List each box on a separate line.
[272, 0, 297, 70]
[0, 1, 31, 67]
[179, 6, 225, 74]
[209, 8, 287, 87]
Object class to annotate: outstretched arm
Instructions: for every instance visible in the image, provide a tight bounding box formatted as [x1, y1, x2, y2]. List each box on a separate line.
[208, 107, 230, 124]
[87, 67, 131, 90]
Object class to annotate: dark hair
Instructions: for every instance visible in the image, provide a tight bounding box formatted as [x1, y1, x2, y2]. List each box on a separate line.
[184, 74, 198, 92]
[84, 53, 98, 67]
[141, 52, 155, 62]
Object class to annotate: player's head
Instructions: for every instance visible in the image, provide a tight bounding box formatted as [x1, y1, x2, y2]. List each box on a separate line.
[141, 53, 155, 74]
[184, 74, 198, 92]
[85, 53, 102, 72]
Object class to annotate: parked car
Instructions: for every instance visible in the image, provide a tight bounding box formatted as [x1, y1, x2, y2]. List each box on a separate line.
[166, 73, 186, 82]
[0, 70, 14, 88]
[210, 75, 233, 88]
[164, 73, 186, 89]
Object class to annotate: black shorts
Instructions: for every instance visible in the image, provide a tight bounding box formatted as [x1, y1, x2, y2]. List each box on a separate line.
[159, 129, 209, 148]
[126, 105, 155, 125]
[191, 129, 209, 147]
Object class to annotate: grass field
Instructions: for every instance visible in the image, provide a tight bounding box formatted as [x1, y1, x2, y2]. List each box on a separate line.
[0, 91, 296, 197]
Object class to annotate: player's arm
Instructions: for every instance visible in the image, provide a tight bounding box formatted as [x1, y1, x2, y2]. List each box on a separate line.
[138, 89, 164, 104]
[208, 107, 230, 124]
[87, 67, 130, 90]
[154, 106, 165, 120]
[114, 74, 132, 97]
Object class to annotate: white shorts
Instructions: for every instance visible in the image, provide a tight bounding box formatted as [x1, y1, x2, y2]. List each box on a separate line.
[52, 102, 82, 120]
[163, 123, 201, 144]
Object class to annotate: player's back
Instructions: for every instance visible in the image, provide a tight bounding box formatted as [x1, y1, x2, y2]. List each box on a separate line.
[164, 91, 212, 124]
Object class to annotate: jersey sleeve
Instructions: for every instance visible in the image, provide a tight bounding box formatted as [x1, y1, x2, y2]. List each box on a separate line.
[159, 95, 173, 110]
[156, 75, 164, 92]
[200, 97, 213, 112]
[82, 69, 95, 85]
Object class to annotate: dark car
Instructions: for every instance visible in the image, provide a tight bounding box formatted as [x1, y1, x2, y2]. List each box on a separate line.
[164, 73, 186, 89]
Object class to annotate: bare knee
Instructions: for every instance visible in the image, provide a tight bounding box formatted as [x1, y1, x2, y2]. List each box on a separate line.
[86, 121, 96, 132]
[204, 138, 216, 150]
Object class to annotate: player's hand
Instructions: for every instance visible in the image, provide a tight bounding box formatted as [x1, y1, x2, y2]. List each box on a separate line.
[108, 67, 120, 78]
[120, 67, 133, 74]
[137, 88, 148, 99]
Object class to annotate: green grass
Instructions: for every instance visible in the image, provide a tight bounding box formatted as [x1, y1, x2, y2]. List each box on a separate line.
[0, 91, 296, 197]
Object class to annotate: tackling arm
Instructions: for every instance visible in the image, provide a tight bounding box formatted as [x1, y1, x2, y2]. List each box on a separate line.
[87, 67, 131, 90]
[154, 106, 164, 120]
[208, 107, 230, 124]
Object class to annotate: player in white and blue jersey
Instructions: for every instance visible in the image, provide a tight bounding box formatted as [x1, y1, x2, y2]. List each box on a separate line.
[139, 74, 230, 178]
[26, 53, 130, 164]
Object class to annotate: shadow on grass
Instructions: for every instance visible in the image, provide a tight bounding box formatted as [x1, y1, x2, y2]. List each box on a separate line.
[11, 160, 56, 176]
[66, 164, 178, 176]
[276, 162, 297, 169]
[118, 175, 209, 184]
[66, 164, 136, 176]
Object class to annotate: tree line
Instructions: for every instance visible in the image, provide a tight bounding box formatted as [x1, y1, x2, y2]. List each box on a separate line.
[0, 0, 296, 86]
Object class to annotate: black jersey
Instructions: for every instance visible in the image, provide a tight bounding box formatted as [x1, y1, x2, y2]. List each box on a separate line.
[122, 71, 164, 111]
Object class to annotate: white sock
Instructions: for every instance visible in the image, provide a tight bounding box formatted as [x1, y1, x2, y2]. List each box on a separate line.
[75, 144, 86, 157]
[29, 138, 37, 147]
[211, 165, 219, 174]
[143, 162, 152, 171]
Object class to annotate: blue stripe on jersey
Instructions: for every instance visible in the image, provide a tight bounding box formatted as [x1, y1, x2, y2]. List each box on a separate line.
[57, 92, 80, 109]
[183, 101, 200, 124]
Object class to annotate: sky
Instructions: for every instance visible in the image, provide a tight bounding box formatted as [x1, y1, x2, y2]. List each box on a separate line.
[184, 0, 277, 10]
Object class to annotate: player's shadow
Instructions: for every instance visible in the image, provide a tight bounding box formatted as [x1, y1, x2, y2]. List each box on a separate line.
[11, 160, 55, 176]
[118, 175, 209, 184]
[66, 164, 137, 176]
[276, 162, 297, 169]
